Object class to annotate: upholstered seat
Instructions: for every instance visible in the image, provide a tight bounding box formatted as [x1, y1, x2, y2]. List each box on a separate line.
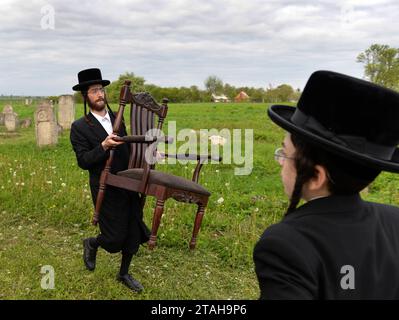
[117, 169, 211, 196]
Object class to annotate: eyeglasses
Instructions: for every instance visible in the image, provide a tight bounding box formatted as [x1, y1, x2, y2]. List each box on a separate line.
[87, 87, 105, 95]
[274, 147, 295, 164]
[274, 147, 336, 185]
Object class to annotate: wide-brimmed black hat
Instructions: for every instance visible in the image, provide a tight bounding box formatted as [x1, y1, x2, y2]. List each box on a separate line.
[268, 70, 399, 173]
[72, 68, 110, 91]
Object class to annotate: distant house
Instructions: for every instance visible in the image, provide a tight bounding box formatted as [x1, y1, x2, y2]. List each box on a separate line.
[234, 91, 250, 102]
[211, 93, 230, 103]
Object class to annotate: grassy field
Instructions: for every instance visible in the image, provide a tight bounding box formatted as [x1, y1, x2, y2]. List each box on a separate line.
[1, 101, 399, 300]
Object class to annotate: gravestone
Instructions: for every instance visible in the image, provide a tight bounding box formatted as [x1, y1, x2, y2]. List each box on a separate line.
[35, 100, 58, 147]
[58, 95, 75, 130]
[3, 105, 19, 132]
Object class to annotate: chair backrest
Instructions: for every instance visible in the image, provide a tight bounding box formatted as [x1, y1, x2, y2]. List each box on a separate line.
[127, 92, 168, 169]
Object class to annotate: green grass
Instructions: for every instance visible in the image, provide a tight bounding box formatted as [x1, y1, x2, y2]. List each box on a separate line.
[1, 101, 399, 299]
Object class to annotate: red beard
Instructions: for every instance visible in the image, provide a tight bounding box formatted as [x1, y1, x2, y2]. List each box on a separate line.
[87, 96, 106, 112]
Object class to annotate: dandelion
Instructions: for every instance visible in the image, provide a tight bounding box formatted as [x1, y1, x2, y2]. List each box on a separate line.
[206, 271, 211, 276]
[209, 135, 227, 146]
[46, 181, 52, 184]
[61, 183, 66, 187]
[15, 182, 19, 186]
[225, 182, 229, 187]
[86, 195, 90, 199]
[217, 197, 224, 204]
[254, 208, 259, 212]
[216, 170, 219, 173]
[18, 226, 22, 230]
[20, 182, 25, 186]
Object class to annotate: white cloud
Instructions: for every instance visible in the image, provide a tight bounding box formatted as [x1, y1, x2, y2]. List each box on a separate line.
[0, 0, 398, 95]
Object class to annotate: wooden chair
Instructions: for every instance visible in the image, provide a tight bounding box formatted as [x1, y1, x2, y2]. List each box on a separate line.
[93, 80, 221, 249]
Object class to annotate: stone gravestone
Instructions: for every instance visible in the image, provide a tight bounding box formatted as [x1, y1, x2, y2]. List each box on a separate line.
[58, 95, 75, 130]
[3, 104, 19, 132]
[3, 104, 13, 114]
[35, 100, 58, 147]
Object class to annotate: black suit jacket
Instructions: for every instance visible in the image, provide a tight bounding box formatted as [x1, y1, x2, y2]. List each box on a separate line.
[253, 194, 399, 299]
[70, 112, 129, 192]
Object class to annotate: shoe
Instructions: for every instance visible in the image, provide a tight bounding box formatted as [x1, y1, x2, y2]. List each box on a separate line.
[117, 274, 144, 293]
[83, 238, 97, 271]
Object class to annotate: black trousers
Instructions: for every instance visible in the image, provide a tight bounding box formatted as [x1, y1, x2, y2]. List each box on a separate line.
[91, 185, 150, 255]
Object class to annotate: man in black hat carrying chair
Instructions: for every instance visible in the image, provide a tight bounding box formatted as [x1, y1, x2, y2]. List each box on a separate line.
[70, 68, 150, 293]
[254, 70, 399, 299]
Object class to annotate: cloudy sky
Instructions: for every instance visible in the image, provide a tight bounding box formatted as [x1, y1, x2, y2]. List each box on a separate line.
[0, 0, 398, 96]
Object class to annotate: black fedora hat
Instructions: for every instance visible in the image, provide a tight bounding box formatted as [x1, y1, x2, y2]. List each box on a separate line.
[72, 68, 110, 91]
[268, 70, 399, 173]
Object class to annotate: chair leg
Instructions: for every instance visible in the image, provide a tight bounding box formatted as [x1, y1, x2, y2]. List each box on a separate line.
[189, 204, 206, 250]
[148, 199, 165, 250]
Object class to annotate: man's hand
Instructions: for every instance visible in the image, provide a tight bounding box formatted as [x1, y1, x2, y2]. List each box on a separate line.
[101, 133, 124, 151]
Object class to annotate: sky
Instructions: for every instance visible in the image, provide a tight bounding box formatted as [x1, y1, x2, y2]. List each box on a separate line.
[0, 0, 398, 96]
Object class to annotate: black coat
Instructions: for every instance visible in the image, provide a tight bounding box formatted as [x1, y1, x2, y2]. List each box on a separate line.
[253, 194, 399, 299]
[70, 112, 149, 254]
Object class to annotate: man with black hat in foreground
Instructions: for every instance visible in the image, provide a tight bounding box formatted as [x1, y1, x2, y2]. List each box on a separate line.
[254, 70, 399, 299]
[70, 68, 150, 293]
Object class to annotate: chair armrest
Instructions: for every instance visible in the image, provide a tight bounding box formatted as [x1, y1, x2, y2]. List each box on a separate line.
[159, 152, 222, 183]
[114, 135, 174, 144]
[157, 136, 174, 144]
[113, 135, 156, 143]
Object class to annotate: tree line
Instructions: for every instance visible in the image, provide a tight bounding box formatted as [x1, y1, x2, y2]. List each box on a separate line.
[72, 43, 399, 104]
[73, 73, 301, 104]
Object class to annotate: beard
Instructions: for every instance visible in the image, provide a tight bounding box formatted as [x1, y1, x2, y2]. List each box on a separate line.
[87, 96, 106, 112]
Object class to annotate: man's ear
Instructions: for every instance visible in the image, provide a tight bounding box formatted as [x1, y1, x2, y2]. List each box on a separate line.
[307, 164, 329, 191]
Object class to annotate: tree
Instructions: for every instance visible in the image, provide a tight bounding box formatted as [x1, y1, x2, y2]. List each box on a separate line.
[264, 84, 295, 103]
[357, 44, 399, 90]
[204, 75, 224, 94]
[106, 72, 146, 102]
[275, 84, 295, 102]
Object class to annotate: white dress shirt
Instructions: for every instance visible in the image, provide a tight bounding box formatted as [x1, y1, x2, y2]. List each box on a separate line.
[90, 111, 113, 135]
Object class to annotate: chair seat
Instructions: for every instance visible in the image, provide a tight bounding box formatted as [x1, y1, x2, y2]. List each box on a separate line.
[117, 168, 211, 196]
